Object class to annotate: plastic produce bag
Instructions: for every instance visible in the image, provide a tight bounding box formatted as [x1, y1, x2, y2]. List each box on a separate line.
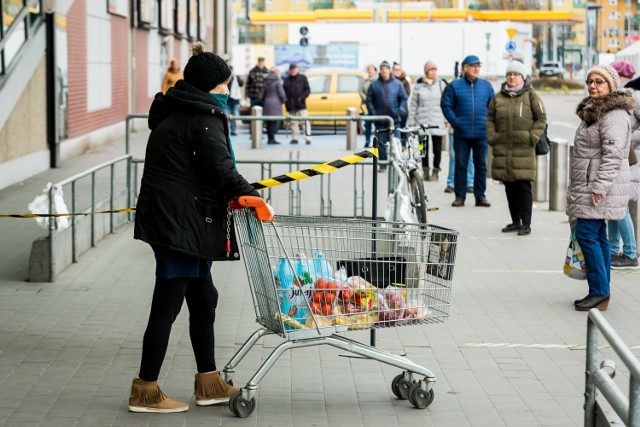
[27, 183, 70, 231]
[384, 191, 417, 223]
[563, 220, 586, 280]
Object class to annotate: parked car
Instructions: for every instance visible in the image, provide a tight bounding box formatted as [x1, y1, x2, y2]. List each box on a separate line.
[305, 69, 367, 124]
[539, 62, 564, 79]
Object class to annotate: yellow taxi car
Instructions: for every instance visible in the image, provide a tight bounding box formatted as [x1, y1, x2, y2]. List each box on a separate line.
[304, 69, 367, 123]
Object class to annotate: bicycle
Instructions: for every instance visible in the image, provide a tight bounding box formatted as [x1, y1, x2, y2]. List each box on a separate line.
[376, 125, 438, 225]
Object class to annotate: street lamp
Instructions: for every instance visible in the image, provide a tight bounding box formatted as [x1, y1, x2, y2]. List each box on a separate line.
[585, 4, 601, 72]
[45, 0, 59, 167]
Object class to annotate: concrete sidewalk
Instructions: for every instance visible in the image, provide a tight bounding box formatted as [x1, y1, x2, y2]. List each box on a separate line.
[1, 122, 639, 426]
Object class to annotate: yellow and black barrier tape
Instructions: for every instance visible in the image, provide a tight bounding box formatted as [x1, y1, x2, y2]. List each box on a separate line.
[0, 208, 137, 219]
[251, 147, 378, 190]
[1, 148, 378, 218]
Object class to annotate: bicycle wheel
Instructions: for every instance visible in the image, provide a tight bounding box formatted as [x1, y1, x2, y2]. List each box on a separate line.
[409, 169, 427, 224]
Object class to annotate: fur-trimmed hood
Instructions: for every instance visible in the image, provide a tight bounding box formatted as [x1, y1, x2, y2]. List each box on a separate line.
[576, 90, 635, 125]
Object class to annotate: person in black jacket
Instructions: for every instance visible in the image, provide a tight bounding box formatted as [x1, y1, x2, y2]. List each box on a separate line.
[282, 64, 312, 144]
[129, 42, 260, 414]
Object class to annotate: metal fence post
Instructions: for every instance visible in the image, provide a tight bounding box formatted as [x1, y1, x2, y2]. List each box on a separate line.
[533, 154, 548, 202]
[345, 107, 357, 151]
[251, 106, 263, 149]
[549, 138, 568, 212]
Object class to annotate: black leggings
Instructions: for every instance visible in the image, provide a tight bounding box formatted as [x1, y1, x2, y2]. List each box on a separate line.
[138, 275, 219, 382]
[504, 180, 533, 226]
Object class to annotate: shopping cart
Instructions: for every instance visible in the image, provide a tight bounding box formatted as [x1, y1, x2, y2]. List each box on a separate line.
[223, 196, 458, 418]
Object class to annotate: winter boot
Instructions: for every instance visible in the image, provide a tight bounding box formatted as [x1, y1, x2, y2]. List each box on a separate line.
[194, 371, 240, 406]
[428, 168, 440, 182]
[422, 167, 430, 180]
[128, 378, 189, 413]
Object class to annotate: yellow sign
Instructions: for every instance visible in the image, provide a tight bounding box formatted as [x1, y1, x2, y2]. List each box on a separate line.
[506, 28, 517, 39]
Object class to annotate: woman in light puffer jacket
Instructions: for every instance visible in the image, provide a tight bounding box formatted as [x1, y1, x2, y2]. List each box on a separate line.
[568, 64, 633, 312]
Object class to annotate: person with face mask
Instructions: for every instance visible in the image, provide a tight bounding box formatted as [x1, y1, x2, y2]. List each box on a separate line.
[130, 42, 260, 413]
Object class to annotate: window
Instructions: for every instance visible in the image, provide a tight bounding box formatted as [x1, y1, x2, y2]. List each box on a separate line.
[553, 0, 565, 5]
[608, 11, 621, 20]
[337, 75, 362, 93]
[308, 75, 330, 93]
[608, 38, 620, 47]
[608, 0, 617, 5]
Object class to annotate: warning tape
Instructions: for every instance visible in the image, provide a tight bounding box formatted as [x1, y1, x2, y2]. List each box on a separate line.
[251, 148, 378, 190]
[0, 148, 378, 219]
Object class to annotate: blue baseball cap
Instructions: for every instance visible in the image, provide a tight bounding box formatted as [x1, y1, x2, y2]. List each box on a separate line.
[462, 55, 482, 66]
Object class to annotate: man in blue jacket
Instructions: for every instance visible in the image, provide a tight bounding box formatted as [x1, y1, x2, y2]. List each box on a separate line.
[366, 60, 408, 171]
[441, 55, 495, 207]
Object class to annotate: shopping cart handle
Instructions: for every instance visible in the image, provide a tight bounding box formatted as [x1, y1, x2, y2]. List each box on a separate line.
[231, 196, 275, 222]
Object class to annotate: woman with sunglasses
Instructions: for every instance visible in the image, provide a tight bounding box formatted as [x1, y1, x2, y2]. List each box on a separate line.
[486, 59, 547, 236]
[569, 64, 633, 311]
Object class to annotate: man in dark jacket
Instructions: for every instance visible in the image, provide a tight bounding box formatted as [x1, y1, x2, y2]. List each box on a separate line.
[441, 54, 495, 207]
[282, 64, 312, 144]
[245, 57, 269, 109]
[366, 60, 408, 171]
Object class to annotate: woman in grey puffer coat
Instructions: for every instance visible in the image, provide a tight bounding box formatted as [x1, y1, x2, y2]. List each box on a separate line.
[568, 64, 633, 312]
[262, 67, 287, 144]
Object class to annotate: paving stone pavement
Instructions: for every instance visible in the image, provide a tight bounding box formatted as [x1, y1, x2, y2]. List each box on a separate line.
[0, 113, 639, 426]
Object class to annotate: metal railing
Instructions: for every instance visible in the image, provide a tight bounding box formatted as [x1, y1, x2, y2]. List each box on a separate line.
[0, 0, 43, 80]
[47, 155, 133, 281]
[584, 309, 640, 426]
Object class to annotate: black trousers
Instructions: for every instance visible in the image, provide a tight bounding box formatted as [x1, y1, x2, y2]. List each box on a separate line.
[138, 275, 219, 382]
[421, 135, 443, 170]
[266, 120, 281, 142]
[504, 180, 533, 226]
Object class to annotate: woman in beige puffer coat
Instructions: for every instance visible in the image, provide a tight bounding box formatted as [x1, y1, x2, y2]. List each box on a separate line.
[568, 64, 633, 312]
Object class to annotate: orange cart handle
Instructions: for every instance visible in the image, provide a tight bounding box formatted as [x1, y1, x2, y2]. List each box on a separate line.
[230, 196, 275, 222]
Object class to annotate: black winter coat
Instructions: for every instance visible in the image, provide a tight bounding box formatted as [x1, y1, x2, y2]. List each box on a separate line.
[134, 80, 259, 260]
[283, 74, 310, 112]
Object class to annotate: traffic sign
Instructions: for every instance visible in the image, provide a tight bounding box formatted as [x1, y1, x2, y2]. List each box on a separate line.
[506, 28, 517, 39]
[506, 41, 516, 53]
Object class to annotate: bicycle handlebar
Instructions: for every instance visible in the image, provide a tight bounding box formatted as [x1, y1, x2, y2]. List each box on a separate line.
[397, 124, 439, 135]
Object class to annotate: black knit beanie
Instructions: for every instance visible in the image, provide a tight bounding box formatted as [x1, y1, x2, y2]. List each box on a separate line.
[183, 42, 231, 93]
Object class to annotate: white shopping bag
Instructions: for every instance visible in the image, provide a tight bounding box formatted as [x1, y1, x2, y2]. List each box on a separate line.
[27, 183, 70, 231]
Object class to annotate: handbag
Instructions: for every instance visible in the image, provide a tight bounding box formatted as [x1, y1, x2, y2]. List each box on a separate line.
[563, 221, 587, 280]
[535, 124, 551, 155]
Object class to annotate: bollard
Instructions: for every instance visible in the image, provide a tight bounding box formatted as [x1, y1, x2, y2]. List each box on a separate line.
[549, 138, 569, 211]
[533, 153, 548, 202]
[250, 106, 263, 149]
[346, 107, 357, 151]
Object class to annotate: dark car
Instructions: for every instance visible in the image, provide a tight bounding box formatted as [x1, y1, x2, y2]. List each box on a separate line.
[539, 62, 564, 79]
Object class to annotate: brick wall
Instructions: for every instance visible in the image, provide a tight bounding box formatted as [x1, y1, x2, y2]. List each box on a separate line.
[66, 0, 129, 139]
[134, 30, 152, 114]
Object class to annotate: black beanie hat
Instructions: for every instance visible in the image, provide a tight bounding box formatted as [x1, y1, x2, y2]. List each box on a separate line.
[183, 42, 231, 93]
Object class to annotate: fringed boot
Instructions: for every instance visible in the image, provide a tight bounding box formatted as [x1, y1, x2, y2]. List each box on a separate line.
[194, 371, 240, 406]
[128, 378, 188, 413]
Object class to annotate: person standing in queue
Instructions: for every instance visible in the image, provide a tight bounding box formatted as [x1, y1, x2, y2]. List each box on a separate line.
[366, 60, 407, 172]
[486, 60, 547, 236]
[569, 64, 632, 311]
[441, 54, 495, 207]
[129, 42, 261, 413]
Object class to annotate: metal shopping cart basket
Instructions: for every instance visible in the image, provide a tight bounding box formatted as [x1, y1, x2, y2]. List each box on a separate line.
[223, 196, 458, 417]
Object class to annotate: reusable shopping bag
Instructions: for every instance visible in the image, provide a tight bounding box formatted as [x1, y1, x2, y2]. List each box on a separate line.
[563, 220, 587, 280]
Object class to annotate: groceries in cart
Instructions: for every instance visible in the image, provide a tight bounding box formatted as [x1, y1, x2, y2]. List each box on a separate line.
[274, 256, 431, 331]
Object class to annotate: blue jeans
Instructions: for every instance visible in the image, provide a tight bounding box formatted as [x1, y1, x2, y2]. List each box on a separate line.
[447, 135, 473, 187]
[575, 218, 611, 296]
[453, 136, 487, 200]
[226, 102, 240, 134]
[364, 115, 373, 144]
[608, 207, 637, 258]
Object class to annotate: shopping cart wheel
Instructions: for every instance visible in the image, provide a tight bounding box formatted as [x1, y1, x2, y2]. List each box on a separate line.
[229, 390, 255, 418]
[391, 374, 415, 400]
[408, 382, 434, 409]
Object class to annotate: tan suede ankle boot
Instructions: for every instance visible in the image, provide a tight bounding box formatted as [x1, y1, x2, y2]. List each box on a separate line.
[194, 371, 240, 406]
[128, 378, 188, 413]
